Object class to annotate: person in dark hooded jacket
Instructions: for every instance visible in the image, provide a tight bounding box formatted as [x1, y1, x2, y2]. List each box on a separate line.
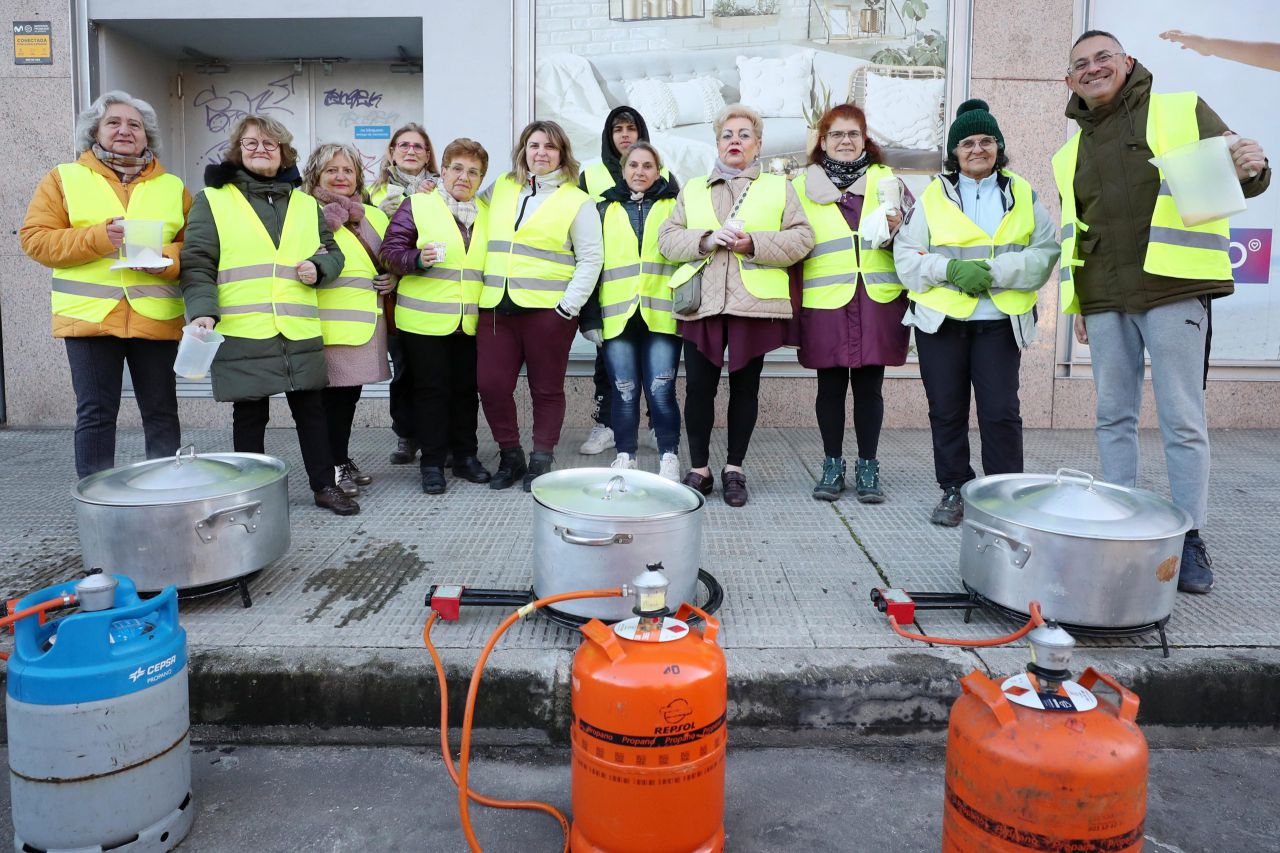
[577, 106, 669, 456]
[580, 142, 683, 480]
[181, 115, 356, 515]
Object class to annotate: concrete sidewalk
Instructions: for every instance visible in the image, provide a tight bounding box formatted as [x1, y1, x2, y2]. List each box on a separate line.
[1, 425, 1277, 738]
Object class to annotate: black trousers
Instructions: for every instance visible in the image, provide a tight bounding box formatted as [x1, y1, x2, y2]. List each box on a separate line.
[64, 337, 180, 478]
[915, 318, 1023, 489]
[815, 365, 886, 460]
[400, 331, 480, 469]
[322, 385, 363, 465]
[591, 348, 611, 426]
[387, 335, 414, 439]
[683, 341, 765, 469]
[231, 389, 333, 492]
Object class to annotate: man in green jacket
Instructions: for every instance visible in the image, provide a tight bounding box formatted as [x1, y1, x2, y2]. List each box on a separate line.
[1060, 30, 1270, 593]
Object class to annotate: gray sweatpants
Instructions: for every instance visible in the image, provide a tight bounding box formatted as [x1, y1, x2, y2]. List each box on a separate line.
[1084, 297, 1210, 528]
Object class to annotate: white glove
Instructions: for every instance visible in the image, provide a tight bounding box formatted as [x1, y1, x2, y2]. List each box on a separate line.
[583, 328, 603, 346]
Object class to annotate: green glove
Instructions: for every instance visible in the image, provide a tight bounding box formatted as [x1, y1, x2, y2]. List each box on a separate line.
[947, 259, 992, 295]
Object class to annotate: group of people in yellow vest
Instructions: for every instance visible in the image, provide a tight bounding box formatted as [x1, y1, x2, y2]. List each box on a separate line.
[20, 28, 1268, 599]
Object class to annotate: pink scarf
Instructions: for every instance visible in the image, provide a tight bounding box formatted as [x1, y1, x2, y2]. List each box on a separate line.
[311, 187, 383, 270]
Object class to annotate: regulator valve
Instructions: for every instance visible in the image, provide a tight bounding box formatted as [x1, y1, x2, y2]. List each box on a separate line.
[632, 563, 671, 629]
[1026, 622, 1076, 688]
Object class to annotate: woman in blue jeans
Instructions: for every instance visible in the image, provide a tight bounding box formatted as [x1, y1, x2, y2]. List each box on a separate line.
[581, 143, 682, 479]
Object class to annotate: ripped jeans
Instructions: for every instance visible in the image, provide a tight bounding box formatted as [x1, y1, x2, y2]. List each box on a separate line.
[602, 315, 682, 455]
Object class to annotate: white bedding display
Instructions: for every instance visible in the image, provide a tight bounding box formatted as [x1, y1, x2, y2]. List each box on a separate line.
[863, 71, 946, 151]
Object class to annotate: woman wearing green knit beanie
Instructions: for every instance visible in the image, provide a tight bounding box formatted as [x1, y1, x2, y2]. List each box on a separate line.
[892, 98, 1060, 528]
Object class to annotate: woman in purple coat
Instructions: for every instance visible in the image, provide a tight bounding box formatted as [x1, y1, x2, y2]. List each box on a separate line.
[792, 104, 910, 502]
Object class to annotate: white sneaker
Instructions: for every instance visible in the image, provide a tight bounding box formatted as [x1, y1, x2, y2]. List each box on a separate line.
[579, 424, 615, 455]
[658, 452, 680, 482]
[611, 452, 638, 470]
[642, 428, 659, 451]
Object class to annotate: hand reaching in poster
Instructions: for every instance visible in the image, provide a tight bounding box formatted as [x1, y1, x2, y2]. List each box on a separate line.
[1159, 31, 1280, 72]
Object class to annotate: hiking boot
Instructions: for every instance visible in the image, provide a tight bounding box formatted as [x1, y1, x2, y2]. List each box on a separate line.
[421, 467, 447, 495]
[812, 456, 845, 502]
[658, 452, 681, 482]
[314, 484, 360, 516]
[1178, 533, 1215, 594]
[854, 458, 885, 504]
[451, 455, 492, 484]
[930, 486, 963, 527]
[523, 451, 555, 492]
[490, 448, 527, 491]
[611, 452, 637, 470]
[334, 464, 359, 497]
[389, 436, 419, 465]
[343, 458, 373, 486]
[579, 424, 614, 455]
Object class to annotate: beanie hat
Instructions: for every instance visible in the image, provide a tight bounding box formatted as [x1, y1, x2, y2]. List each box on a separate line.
[947, 99, 1004, 153]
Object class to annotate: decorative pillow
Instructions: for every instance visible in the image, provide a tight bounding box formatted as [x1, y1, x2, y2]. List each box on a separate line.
[736, 50, 815, 118]
[623, 78, 678, 131]
[863, 72, 946, 150]
[668, 76, 727, 126]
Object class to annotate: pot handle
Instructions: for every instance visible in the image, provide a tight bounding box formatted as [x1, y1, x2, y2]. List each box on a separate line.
[1055, 468, 1096, 490]
[1077, 667, 1141, 723]
[555, 526, 634, 546]
[603, 475, 628, 500]
[195, 501, 263, 544]
[965, 520, 1032, 569]
[174, 444, 198, 465]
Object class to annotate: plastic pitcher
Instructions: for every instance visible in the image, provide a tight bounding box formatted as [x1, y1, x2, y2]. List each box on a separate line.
[112, 219, 170, 270]
[173, 324, 224, 380]
[1149, 136, 1246, 226]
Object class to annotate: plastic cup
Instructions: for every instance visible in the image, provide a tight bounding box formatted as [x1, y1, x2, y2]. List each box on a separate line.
[878, 179, 903, 213]
[121, 220, 165, 267]
[724, 218, 745, 233]
[429, 241, 447, 263]
[1149, 136, 1247, 226]
[173, 324, 224, 380]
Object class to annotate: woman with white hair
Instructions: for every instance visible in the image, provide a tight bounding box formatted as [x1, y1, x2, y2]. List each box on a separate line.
[20, 90, 192, 479]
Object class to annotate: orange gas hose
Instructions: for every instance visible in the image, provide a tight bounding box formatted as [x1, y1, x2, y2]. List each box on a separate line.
[425, 587, 626, 853]
[888, 600, 1045, 647]
[0, 594, 77, 661]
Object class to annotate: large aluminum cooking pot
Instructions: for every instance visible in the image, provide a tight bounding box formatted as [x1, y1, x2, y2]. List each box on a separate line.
[73, 446, 290, 592]
[960, 469, 1192, 628]
[531, 468, 704, 621]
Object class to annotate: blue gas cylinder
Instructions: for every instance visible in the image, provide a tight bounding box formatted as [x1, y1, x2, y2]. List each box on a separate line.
[6, 575, 195, 852]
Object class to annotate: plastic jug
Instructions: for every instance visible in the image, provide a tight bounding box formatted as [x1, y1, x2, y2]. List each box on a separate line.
[110, 219, 171, 270]
[1149, 136, 1246, 226]
[173, 324, 224, 380]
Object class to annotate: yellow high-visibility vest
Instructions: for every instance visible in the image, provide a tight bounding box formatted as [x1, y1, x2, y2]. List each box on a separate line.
[669, 173, 790, 302]
[793, 165, 902, 309]
[396, 192, 488, 336]
[910, 171, 1039, 319]
[482, 175, 588, 309]
[582, 161, 672, 201]
[50, 163, 186, 323]
[203, 185, 322, 340]
[599, 199, 678, 339]
[318, 205, 388, 346]
[1052, 91, 1233, 314]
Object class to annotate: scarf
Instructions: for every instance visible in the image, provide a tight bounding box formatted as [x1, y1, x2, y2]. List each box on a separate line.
[821, 152, 870, 190]
[386, 164, 437, 196]
[711, 158, 748, 182]
[93, 144, 154, 184]
[311, 186, 383, 270]
[438, 184, 478, 229]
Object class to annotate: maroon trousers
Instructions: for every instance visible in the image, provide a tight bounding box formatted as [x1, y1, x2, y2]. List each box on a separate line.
[476, 308, 578, 453]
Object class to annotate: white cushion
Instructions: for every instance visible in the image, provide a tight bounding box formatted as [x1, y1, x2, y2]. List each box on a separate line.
[862, 72, 945, 150]
[623, 78, 678, 131]
[735, 50, 814, 118]
[668, 76, 726, 127]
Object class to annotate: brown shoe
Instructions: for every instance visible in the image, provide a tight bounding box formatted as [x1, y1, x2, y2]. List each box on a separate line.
[682, 470, 714, 496]
[314, 484, 360, 516]
[721, 469, 748, 507]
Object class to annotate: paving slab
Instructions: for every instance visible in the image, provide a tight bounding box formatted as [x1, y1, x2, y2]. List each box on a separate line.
[0, 425, 1277, 739]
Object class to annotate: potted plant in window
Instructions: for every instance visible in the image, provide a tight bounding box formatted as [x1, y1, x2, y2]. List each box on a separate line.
[711, 0, 780, 28]
[801, 80, 835, 155]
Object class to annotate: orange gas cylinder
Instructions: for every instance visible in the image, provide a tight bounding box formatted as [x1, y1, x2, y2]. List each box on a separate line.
[570, 602, 726, 853]
[942, 626, 1148, 853]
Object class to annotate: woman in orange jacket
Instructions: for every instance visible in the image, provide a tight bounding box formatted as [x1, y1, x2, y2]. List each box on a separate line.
[20, 90, 192, 478]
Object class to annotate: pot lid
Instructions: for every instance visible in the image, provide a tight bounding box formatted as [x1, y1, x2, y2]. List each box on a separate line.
[74, 446, 287, 506]
[531, 468, 703, 519]
[961, 469, 1192, 540]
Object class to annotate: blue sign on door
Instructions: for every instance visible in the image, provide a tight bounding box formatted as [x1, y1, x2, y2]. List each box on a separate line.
[354, 126, 391, 140]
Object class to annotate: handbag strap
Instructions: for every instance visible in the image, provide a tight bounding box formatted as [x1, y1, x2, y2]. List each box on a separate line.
[724, 175, 752, 223]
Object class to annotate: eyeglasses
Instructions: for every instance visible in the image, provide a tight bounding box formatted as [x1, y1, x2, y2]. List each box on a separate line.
[825, 130, 863, 142]
[1068, 50, 1125, 76]
[395, 142, 427, 152]
[446, 163, 483, 179]
[958, 136, 998, 152]
[240, 138, 279, 152]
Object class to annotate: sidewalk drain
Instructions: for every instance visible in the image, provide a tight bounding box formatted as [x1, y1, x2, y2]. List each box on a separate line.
[302, 541, 427, 627]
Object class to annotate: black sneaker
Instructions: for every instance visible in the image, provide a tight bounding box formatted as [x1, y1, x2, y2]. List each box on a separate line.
[523, 451, 554, 492]
[812, 456, 845, 502]
[452, 455, 492, 484]
[490, 448, 527, 491]
[389, 437, 419, 465]
[314, 484, 360, 516]
[930, 486, 963, 527]
[421, 467, 447, 495]
[854, 458, 885, 504]
[1177, 534, 1215, 594]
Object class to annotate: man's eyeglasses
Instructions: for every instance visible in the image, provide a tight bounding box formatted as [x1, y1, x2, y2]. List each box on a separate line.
[240, 139, 279, 152]
[1068, 51, 1125, 76]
